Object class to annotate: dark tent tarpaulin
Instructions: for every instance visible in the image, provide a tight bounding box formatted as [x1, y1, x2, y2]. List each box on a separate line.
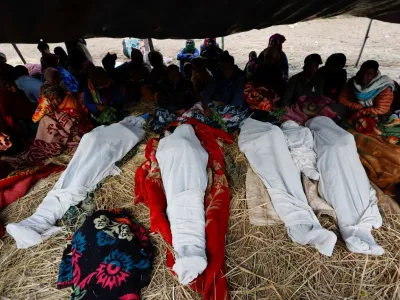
[2, 0, 400, 43]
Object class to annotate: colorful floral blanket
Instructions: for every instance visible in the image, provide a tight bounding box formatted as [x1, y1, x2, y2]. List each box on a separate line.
[57, 209, 152, 300]
[135, 119, 232, 300]
[150, 102, 249, 133]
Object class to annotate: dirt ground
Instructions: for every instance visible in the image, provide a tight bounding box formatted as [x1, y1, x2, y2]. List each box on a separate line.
[1, 16, 400, 80]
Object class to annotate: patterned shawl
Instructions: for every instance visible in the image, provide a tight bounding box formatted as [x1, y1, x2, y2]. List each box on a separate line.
[353, 71, 395, 106]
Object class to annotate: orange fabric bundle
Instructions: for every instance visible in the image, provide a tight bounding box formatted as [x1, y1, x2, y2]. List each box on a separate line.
[350, 129, 400, 196]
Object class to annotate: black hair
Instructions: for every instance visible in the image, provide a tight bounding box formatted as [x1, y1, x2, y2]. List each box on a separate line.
[361, 60, 379, 72]
[304, 53, 323, 67]
[102, 52, 117, 68]
[54, 46, 68, 57]
[192, 56, 204, 66]
[148, 51, 164, 67]
[13, 65, 29, 78]
[326, 53, 346, 68]
[249, 51, 257, 57]
[167, 64, 180, 73]
[253, 63, 281, 87]
[219, 50, 234, 65]
[37, 41, 49, 52]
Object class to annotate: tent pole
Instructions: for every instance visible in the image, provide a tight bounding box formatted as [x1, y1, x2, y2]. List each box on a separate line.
[147, 38, 154, 52]
[355, 19, 373, 67]
[11, 43, 26, 64]
[221, 37, 225, 51]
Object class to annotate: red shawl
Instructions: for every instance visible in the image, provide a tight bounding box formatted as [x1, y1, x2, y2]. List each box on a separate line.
[135, 119, 232, 300]
[0, 163, 65, 209]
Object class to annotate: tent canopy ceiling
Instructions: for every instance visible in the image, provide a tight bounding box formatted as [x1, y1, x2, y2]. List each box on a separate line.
[2, 0, 400, 43]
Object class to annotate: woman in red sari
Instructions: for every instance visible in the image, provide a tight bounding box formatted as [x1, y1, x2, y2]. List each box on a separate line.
[2, 85, 93, 169]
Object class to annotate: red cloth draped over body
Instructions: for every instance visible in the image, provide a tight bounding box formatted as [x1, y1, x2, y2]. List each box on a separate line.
[0, 163, 65, 209]
[135, 119, 233, 300]
[0, 163, 65, 238]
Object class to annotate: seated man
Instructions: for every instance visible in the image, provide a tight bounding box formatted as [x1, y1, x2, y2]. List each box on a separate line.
[200, 38, 223, 75]
[318, 53, 347, 100]
[202, 51, 245, 115]
[157, 65, 196, 116]
[282, 54, 324, 106]
[13, 65, 42, 103]
[177, 40, 199, 73]
[191, 57, 212, 95]
[339, 60, 394, 117]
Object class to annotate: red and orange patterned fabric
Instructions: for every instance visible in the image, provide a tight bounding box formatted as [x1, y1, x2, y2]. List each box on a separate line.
[2, 93, 92, 169]
[350, 129, 400, 196]
[244, 81, 279, 111]
[135, 119, 232, 300]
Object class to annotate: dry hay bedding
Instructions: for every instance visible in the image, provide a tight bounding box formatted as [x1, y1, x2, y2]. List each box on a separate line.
[0, 103, 399, 300]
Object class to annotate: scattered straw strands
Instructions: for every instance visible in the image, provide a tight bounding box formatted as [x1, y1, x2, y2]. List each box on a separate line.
[0, 102, 399, 299]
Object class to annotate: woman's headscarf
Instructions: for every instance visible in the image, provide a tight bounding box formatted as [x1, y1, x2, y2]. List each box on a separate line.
[204, 38, 216, 48]
[185, 39, 196, 53]
[44, 67, 61, 85]
[269, 34, 286, 51]
[33, 85, 66, 122]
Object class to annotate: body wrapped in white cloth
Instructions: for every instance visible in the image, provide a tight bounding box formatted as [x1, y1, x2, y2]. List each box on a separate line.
[156, 124, 208, 284]
[7, 116, 146, 249]
[239, 118, 337, 256]
[306, 117, 384, 255]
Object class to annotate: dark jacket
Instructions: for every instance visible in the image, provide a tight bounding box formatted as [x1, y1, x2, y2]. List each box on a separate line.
[157, 78, 196, 113]
[202, 67, 245, 106]
[282, 71, 324, 106]
[318, 66, 347, 100]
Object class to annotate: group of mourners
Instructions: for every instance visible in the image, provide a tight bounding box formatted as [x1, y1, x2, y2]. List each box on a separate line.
[0, 33, 400, 300]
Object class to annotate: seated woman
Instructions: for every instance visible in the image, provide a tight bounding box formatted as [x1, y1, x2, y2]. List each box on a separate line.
[150, 65, 196, 132]
[54, 47, 69, 70]
[42, 67, 68, 93]
[42, 53, 79, 93]
[1, 78, 37, 138]
[339, 60, 394, 119]
[13, 65, 42, 103]
[177, 40, 199, 73]
[191, 57, 212, 95]
[318, 53, 347, 100]
[117, 48, 151, 101]
[84, 67, 128, 125]
[282, 54, 324, 106]
[244, 51, 257, 82]
[244, 63, 285, 122]
[200, 38, 219, 52]
[1, 85, 92, 170]
[101, 52, 119, 83]
[201, 51, 249, 130]
[257, 34, 289, 79]
[282, 54, 337, 124]
[148, 51, 167, 84]
[200, 38, 223, 75]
